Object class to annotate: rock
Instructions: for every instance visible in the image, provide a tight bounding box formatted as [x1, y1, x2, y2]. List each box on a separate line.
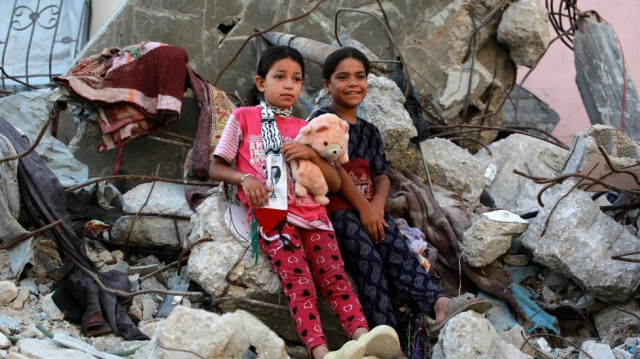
[541, 286, 562, 303]
[522, 181, 640, 302]
[420, 138, 485, 202]
[6, 352, 32, 359]
[10, 288, 29, 310]
[462, 210, 529, 267]
[141, 297, 156, 321]
[0, 281, 17, 304]
[543, 272, 571, 290]
[400, 0, 514, 143]
[0, 332, 10, 349]
[432, 311, 533, 359]
[16, 338, 96, 359]
[497, 0, 550, 67]
[475, 133, 569, 214]
[579, 340, 615, 359]
[497, 325, 535, 357]
[186, 194, 280, 298]
[613, 347, 634, 359]
[502, 85, 560, 134]
[502, 254, 529, 266]
[135, 306, 287, 359]
[594, 299, 640, 338]
[111, 182, 194, 250]
[562, 125, 640, 175]
[40, 293, 65, 321]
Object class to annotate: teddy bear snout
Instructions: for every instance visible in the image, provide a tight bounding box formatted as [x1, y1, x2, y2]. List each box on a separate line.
[325, 144, 342, 156]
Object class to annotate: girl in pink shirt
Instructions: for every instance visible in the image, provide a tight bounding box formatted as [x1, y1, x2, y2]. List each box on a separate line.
[209, 46, 400, 359]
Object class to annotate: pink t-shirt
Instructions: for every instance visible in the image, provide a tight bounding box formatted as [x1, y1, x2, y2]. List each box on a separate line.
[214, 106, 332, 230]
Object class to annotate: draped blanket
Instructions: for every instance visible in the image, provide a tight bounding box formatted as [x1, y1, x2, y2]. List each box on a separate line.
[0, 117, 146, 340]
[182, 70, 236, 211]
[387, 169, 520, 316]
[53, 42, 188, 173]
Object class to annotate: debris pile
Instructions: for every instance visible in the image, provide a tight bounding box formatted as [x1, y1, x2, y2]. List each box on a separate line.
[1, 1, 640, 359]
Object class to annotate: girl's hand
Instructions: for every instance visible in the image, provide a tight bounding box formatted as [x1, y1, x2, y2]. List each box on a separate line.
[282, 142, 318, 162]
[360, 202, 388, 243]
[241, 175, 271, 208]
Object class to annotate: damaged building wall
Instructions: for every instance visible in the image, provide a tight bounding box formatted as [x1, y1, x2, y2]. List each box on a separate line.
[59, 0, 553, 184]
[517, 0, 640, 145]
[79, 0, 523, 143]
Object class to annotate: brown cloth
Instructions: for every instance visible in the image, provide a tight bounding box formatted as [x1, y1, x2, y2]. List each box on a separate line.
[183, 70, 236, 210]
[53, 42, 189, 173]
[0, 117, 147, 340]
[387, 169, 520, 316]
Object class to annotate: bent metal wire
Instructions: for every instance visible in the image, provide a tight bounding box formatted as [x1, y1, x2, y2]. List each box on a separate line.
[545, 0, 579, 49]
[0, 0, 91, 90]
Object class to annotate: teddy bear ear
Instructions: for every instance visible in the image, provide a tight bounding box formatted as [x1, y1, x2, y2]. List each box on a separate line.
[341, 120, 349, 132]
[315, 124, 329, 132]
[300, 124, 313, 136]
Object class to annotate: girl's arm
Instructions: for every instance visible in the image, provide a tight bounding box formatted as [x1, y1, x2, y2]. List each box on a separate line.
[209, 156, 270, 207]
[282, 142, 341, 192]
[370, 174, 391, 217]
[336, 163, 388, 243]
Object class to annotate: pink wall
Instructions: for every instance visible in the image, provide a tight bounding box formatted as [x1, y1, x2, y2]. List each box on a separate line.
[517, 0, 640, 145]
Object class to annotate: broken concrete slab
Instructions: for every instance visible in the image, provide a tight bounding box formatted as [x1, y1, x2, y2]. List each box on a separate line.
[497, 0, 550, 68]
[475, 133, 569, 214]
[0, 89, 87, 187]
[110, 182, 194, 250]
[580, 340, 616, 359]
[502, 85, 560, 134]
[594, 299, 639, 339]
[574, 16, 640, 144]
[135, 306, 288, 359]
[420, 137, 485, 202]
[16, 338, 97, 359]
[52, 333, 122, 359]
[432, 311, 533, 359]
[0, 281, 17, 305]
[562, 125, 640, 178]
[521, 181, 640, 302]
[462, 209, 529, 268]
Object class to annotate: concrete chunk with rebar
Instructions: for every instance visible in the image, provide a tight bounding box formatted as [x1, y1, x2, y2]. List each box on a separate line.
[574, 16, 640, 144]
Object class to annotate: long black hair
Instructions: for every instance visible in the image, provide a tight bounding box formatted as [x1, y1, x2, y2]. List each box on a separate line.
[247, 45, 306, 106]
[322, 47, 370, 81]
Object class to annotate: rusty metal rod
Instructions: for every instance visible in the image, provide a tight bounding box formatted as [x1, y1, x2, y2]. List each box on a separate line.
[0, 220, 62, 250]
[65, 175, 218, 193]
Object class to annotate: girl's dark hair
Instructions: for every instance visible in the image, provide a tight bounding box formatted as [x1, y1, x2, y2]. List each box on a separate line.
[247, 45, 306, 106]
[322, 47, 370, 81]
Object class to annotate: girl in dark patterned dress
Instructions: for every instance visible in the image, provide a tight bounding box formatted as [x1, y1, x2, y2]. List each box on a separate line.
[310, 48, 490, 356]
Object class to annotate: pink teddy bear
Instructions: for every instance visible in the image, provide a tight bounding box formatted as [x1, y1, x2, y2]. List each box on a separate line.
[290, 113, 349, 205]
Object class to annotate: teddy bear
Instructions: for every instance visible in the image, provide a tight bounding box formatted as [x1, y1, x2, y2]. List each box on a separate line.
[290, 113, 349, 206]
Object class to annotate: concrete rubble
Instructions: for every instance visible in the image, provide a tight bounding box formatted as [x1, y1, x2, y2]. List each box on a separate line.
[1, 1, 640, 359]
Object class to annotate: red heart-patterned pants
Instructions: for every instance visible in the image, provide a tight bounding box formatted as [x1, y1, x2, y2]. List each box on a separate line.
[260, 222, 368, 353]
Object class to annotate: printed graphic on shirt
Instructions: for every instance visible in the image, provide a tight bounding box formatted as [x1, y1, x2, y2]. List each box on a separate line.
[343, 158, 373, 201]
[247, 133, 317, 207]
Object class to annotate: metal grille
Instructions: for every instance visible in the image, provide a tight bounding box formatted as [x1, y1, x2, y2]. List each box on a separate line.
[0, 0, 91, 92]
